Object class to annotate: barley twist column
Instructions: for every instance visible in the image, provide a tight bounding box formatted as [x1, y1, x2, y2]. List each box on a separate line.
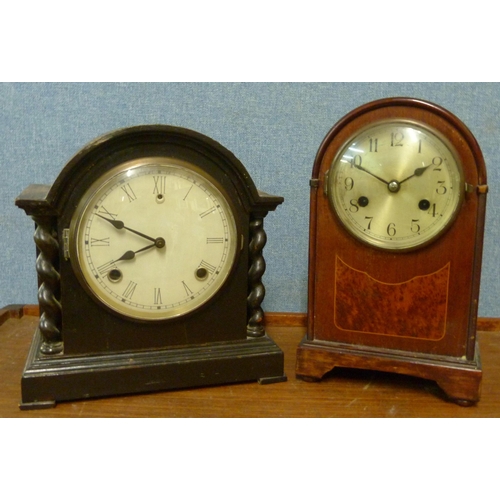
[33, 215, 63, 354]
[247, 216, 268, 338]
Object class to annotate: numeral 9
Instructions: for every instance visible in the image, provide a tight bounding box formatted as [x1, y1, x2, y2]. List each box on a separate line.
[344, 177, 354, 191]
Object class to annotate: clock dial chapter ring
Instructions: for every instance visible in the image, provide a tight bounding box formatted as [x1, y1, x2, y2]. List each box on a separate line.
[327, 120, 464, 252]
[69, 157, 239, 321]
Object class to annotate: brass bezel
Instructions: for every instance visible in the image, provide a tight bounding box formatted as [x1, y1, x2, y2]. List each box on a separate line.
[69, 157, 239, 321]
[326, 119, 465, 252]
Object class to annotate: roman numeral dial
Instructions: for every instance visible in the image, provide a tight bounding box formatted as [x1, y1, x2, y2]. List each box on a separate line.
[70, 157, 238, 320]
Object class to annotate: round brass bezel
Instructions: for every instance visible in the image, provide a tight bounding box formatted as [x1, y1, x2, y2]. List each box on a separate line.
[326, 119, 465, 252]
[69, 156, 239, 321]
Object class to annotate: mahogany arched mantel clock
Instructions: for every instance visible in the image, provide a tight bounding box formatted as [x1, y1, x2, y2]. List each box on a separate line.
[16, 125, 286, 409]
[296, 97, 488, 405]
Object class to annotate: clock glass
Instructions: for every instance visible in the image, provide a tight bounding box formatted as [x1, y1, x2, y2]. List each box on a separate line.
[327, 120, 464, 251]
[69, 157, 238, 320]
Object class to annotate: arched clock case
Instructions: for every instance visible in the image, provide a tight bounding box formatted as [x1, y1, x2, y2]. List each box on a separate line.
[16, 125, 286, 409]
[296, 98, 488, 405]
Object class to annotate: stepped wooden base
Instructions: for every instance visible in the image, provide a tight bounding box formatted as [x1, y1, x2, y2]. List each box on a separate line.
[20, 328, 286, 409]
[296, 338, 482, 406]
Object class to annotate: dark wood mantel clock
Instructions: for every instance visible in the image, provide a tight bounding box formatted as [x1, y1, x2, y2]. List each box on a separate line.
[296, 97, 488, 405]
[16, 125, 286, 409]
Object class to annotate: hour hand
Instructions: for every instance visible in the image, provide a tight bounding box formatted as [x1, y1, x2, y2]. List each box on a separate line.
[113, 243, 156, 263]
[112, 238, 165, 264]
[400, 164, 432, 185]
[96, 214, 156, 242]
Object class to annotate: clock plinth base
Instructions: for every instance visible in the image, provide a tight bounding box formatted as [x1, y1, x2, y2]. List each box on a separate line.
[19, 328, 286, 409]
[296, 338, 482, 405]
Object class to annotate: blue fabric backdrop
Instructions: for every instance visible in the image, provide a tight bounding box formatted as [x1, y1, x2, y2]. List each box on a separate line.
[1, 82, 499, 317]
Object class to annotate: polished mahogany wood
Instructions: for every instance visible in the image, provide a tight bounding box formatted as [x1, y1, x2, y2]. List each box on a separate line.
[2, 306, 500, 417]
[297, 98, 488, 405]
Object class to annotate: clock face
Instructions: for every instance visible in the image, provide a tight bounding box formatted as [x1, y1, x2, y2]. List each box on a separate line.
[69, 157, 239, 320]
[327, 120, 464, 251]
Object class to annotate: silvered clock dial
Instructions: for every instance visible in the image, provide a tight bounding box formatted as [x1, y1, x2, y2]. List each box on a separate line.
[327, 120, 464, 251]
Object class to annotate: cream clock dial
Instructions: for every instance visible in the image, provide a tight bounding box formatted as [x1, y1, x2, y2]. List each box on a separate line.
[16, 124, 287, 409]
[69, 157, 238, 320]
[327, 120, 464, 251]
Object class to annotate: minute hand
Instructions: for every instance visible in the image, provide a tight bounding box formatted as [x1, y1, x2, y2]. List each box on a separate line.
[352, 164, 390, 186]
[96, 214, 156, 243]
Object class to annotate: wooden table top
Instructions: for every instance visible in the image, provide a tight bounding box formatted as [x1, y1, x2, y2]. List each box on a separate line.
[2, 306, 500, 417]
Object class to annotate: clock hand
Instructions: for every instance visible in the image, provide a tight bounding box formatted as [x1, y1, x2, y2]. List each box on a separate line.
[352, 164, 390, 186]
[96, 214, 157, 243]
[113, 238, 165, 263]
[399, 163, 432, 185]
[114, 244, 156, 263]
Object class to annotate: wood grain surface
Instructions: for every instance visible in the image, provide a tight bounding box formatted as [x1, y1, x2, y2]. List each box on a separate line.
[1, 306, 500, 417]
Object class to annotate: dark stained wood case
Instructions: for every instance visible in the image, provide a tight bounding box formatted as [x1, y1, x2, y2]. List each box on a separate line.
[296, 98, 488, 405]
[16, 126, 286, 408]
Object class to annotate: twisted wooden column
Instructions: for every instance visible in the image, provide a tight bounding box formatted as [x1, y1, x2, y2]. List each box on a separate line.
[33, 215, 63, 354]
[247, 216, 267, 337]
